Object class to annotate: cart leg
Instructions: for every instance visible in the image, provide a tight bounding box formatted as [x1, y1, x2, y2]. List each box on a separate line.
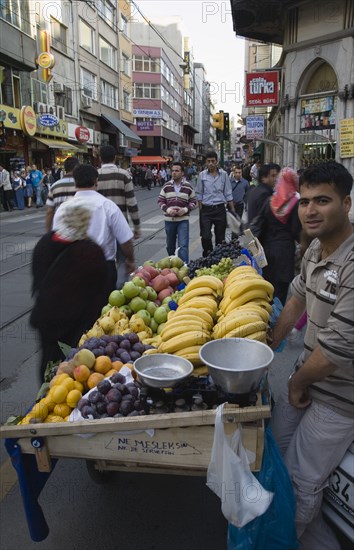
[86, 460, 115, 484]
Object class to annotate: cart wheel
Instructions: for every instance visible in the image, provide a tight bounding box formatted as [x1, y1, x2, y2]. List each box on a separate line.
[86, 460, 115, 484]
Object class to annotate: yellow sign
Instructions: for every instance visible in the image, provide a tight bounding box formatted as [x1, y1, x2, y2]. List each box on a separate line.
[21, 106, 37, 136]
[37, 52, 55, 70]
[340, 118, 354, 158]
[36, 31, 55, 83]
[36, 116, 68, 138]
[0, 105, 22, 130]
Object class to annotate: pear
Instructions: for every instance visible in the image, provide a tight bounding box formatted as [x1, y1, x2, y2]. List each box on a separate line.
[98, 316, 115, 333]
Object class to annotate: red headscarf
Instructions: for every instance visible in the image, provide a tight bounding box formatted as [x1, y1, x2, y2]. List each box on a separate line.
[270, 168, 299, 224]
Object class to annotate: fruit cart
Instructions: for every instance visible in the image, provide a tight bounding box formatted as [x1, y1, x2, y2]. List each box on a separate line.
[0, 400, 270, 541]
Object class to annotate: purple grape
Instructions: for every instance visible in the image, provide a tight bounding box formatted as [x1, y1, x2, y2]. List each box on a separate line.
[120, 351, 131, 364]
[111, 335, 124, 344]
[105, 344, 116, 357]
[132, 342, 144, 354]
[100, 335, 111, 343]
[144, 344, 155, 350]
[119, 339, 131, 351]
[127, 333, 139, 344]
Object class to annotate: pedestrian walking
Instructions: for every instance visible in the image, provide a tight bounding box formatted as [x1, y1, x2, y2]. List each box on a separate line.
[246, 163, 281, 224]
[30, 164, 44, 208]
[12, 170, 25, 210]
[230, 164, 249, 219]
[45, 157, 79, 231]
[30, 199, 108, 382]
[51, 162, 63, 182]
[0, 165, 14, 211]
[23, 166, 33, 208]
[195, 151, 236, 257]
[53, 164, 136, 291]
[250, 159, 261, 186]
[158, 162, 197, 263]
[144, 166, 153, 190]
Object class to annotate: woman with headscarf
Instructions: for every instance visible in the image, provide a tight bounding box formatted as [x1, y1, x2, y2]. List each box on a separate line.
[30, 199, 108, 382]
[257, 167, 302, 305]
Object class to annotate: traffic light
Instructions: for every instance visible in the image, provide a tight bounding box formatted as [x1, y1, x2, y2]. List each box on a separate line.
[212, 111, 224, 131]
[223, 112, 230, 141]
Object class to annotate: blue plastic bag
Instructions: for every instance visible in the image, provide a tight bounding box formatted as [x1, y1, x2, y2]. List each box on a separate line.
[228, 426, 299, 550]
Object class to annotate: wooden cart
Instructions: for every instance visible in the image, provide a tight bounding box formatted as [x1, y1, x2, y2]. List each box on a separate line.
[0, 402, 270, 541]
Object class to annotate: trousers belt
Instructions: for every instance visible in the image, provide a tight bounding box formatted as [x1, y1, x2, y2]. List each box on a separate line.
[202, 203, 225, 209]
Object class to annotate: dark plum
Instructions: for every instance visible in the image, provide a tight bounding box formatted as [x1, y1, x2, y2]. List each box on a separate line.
[106, 402, 120, 416]
[119, 400, 134, 416]
[97, 380, 112, 395]
[92, 348, 104, 357]
[100, 335, 111, 343]
[77, 398, 90, 411]
[143, 344, 155, 351]
[81, 405, 98, 419]
[130, 351, 141, 362]
[105, 343, 116, 357]
[106, 388, 122, 403]
[121, 394, 134, 402]
[120, 351, 131, 364]
[96, 401, 107, 415]
[111, 372, 125, 384]
[127, 410, 140, 417]
[119, 339, 131, 351]
[134, 399, 143, 411]
[127, 333, 139, 345]
[126, 384, 139, 399]
[88, 391, 105, 404]
[111, 334, 124, 344]
[132, 342, 144, 354]
[113, 382, 127, 394]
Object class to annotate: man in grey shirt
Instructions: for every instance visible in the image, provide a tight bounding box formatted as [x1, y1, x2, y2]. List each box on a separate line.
[270, 161, 354, 550]
[195, 151, 235, 257]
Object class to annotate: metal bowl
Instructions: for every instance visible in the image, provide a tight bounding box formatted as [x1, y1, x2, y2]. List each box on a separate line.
[133, 354, 194, 388]
[199, 338, 274, 394]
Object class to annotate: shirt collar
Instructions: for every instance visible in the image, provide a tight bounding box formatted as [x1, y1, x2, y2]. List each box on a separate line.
[75, 190, 98, 196]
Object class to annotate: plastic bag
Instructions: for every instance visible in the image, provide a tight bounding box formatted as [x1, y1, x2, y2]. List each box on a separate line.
[207, 404, 273, 528]
[228, 426, 299, 550]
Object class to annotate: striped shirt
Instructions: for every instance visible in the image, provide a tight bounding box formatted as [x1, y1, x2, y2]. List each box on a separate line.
[291, 233, 354, 417]
[97, 164, 140, 229]
[46, 176, 76, 209]
[157, 178, 197, 222]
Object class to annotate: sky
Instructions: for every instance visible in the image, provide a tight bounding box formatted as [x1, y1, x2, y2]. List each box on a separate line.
[134, 1, 245, 119]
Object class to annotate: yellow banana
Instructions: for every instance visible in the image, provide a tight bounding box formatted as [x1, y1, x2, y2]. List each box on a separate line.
[224, 321, 268, 339]
[244, 330, 268, 343]
[252, 299, 273, 313]
[225, 272, 262, 287]
[167, 314, 213, 331]
[225, 266, 258, 283]
[213, 313, 262, 339]
[177, 301, 217, 316]
[174, 307, 214, 326]
[174, 345, 202, 355]
[223, 289, 270, 315]
[143, 348, 159, 355]
[191, 365, 208, 377]
[223, 304, 269, 324]
[158, 331, 209, 354]
[175, 353, 202, 365]
[223, 277, 264, 298]
[167, 310, 176, 320]
[228, 279, 274, 301]
[160, 323, 210, 341]
[178, 287, 217, 305]
[185, 275, 223, 295]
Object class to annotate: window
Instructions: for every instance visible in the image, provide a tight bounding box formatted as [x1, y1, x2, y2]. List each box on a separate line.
[120, 14, 128, 36]
[99, 37, 117, 70]
[123, 90, 130, 111]
[79, 19, 95, 55]
[97, 0, 115, 27]
[55, 85, 73, 116]
[133, 83, 160, 99]
[50, 17, 67, 54]
[81, 68, 97, 100]
[0, 0, 31, 34]
[12, 73, 21, 108]
[101, 80, 118, 109]
[133, 55, 159, 73]
[31, 78, 48, 104]
[122, 53, 130, 76]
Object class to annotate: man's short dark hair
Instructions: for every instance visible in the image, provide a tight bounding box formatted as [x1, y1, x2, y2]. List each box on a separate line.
[299, 161, 353, 200]
[268, 162, 281, 173]
[172, 162, 184, 172]
[73, 164, 99, 188]
[258, 163, 280, 181]
[100, 145, 116, 163]
[206, 151, 218, 160]
[64, 157, 79, 174]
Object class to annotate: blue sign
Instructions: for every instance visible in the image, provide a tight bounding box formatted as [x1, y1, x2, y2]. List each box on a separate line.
[38, 114, 59, 127]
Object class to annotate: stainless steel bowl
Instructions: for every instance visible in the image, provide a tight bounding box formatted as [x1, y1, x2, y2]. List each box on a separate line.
[199, 338, 274, 394]
[133, 354, 194, 388]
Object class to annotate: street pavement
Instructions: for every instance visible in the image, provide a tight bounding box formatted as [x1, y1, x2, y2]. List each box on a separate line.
[0, 192, 304, 550]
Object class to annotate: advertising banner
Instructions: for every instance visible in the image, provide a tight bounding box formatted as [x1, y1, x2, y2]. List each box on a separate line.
[245, 71, 279, 107]
[136, 120, 154, 131]
[246, 116, 265, 140]
[133, 109, 162, 118]
[300, 96, 336, 131]
[340, 118, 354, 158]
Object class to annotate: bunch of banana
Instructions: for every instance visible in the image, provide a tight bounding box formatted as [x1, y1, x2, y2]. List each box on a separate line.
[156, 276, 223, 365]
[213, 266, 273, 343]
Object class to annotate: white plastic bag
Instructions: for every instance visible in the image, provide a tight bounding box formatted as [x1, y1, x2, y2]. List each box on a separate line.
[206, 403, 273, 528]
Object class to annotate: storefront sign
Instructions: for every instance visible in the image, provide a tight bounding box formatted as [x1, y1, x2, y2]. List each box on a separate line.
[245, 71, 279, 107]
[339, 118, 354, 158]
[136, 120, 154, 131]
[300, 96, 336, 131]
[126, 148, 138, 157]
[75, 126, 90, 143]
[21, 106, 37, 136]
[36, 30, 55, 83]
[246, 116, 265, 139]
[0, 105, 22, 129]
[38, 114, 59, 127]
[133, 109, 162, 118]
[36, 117, 68, 138]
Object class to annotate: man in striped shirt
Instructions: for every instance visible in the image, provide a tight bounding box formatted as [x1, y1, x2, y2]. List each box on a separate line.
[270, 161, 353, 550]
[158, 162, 197, 263]
[45, 157, 79, 231]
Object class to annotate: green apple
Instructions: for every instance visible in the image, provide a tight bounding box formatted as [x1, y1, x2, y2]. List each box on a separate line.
[132, 276, 146, 288]
[136, 309, 151, 325]
[119, 305, 132, 318]
[130, 296, 147, 312]
[146, 286, 157, 301]
[146, 301, 158, 316]
[150, 318, 158, 333]
[101, 304, 112, 315]
[170, 256, 184, 268]
[122, 281, 140, 299]
[139, 287, 149, 301]
[154, 306, 168, 324]
[108, 290, 126, 307]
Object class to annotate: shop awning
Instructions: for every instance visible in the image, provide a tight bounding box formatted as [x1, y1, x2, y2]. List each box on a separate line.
[278, 133, 334, 146]
[131, 156, 168, 164]
[34, 137, 79, 151]
[101, 115, 142, 145]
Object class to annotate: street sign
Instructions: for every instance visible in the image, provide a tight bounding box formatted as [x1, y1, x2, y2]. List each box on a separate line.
[246, 116, 265, 140]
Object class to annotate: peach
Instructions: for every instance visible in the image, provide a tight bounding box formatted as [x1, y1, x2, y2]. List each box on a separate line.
[73, 364, 91, 382]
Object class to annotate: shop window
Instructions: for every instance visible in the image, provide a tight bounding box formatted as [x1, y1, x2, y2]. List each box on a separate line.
[79, 19, 95, 55]
[50, 17, 67, 54]
[99, 37, 117, 70]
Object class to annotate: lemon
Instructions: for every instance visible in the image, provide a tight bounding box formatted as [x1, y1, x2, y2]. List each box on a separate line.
[73, 381, 84, 392]
[51, 385, 69, 404]
[62, 378, 75, 392]
[40, 395, 56, 412]
[66, 389, 82, 408]
[30, 402, 49, 421]
[53, 403, 72, 418]
[49, 373, 70, 388]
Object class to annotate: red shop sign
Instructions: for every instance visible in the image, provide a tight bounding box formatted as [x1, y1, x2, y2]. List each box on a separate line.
[75, 126, 90, 143]
[245, 71, 279, 107]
